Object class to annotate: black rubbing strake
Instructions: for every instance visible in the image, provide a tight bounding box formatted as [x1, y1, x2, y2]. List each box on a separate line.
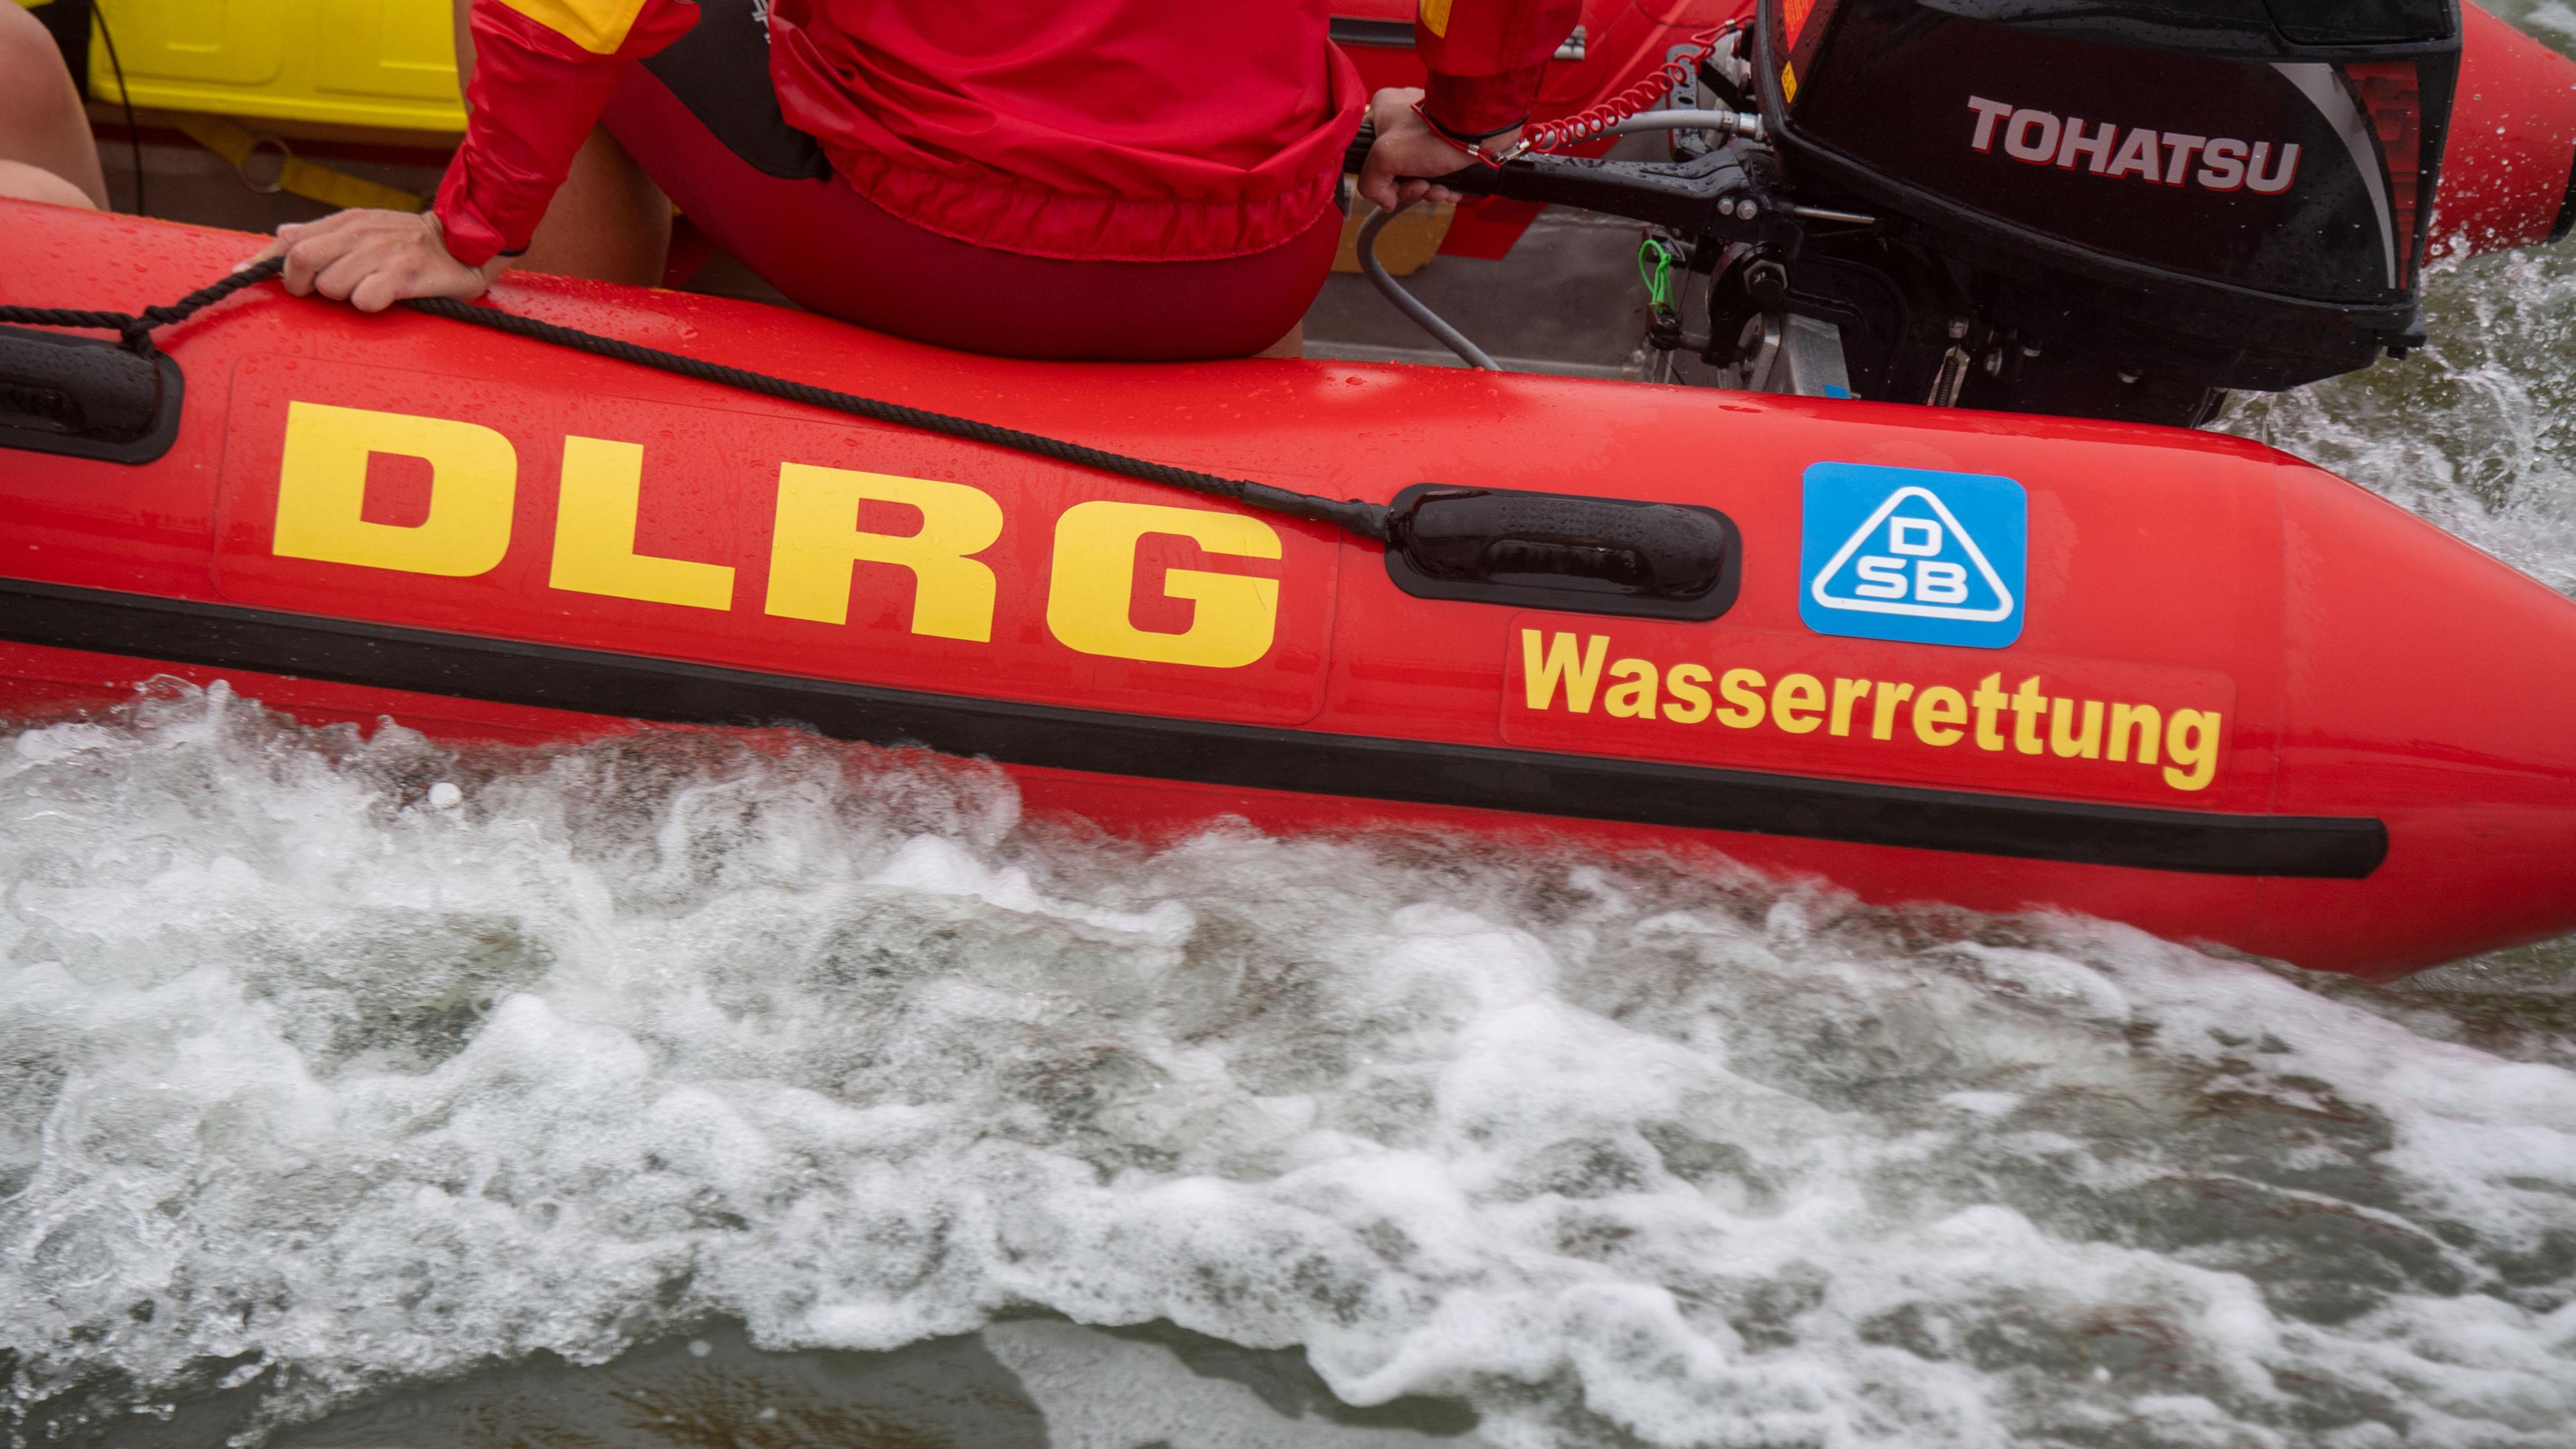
[0, 578, 2392, 880]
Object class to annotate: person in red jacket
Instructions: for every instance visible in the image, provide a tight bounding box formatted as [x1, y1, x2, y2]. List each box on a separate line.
[265, 0, 1580, 362]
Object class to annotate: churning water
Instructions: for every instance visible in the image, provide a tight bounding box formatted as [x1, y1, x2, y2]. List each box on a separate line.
[9, 691, 2570, 1449]
[14, 40, 2576, 1449]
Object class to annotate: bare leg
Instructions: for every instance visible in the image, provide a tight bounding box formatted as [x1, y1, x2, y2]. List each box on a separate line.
[0, 2, 105, 208]
[515, 127, 671, 284]
[450, 0, 669, 284]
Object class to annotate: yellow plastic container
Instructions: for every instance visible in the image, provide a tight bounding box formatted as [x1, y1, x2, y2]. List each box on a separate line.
[88, 0, 463, 133]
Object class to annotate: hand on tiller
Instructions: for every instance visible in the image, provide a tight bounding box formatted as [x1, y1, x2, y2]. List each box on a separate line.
[1358, 88, 1517, 215]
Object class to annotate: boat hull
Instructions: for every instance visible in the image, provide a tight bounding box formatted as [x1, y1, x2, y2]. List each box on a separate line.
[7, 205, 2576, 978]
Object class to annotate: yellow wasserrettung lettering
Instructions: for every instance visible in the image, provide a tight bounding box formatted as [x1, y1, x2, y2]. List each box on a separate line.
[1519, 629, 2226, 792]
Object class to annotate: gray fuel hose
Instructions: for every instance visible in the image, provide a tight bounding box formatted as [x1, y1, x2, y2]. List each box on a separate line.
[1356, 201, 1504, 372]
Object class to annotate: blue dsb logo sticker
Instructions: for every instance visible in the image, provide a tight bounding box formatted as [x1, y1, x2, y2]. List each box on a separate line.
[1801, 463, 2027, 649]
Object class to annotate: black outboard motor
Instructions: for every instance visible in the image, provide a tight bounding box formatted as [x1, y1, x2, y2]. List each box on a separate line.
[1735, 0, 2460, 423]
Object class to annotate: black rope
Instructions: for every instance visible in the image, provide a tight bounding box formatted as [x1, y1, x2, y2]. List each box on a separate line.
[0, 258, 1392, 541]
[0, 256, 282, 357]
[400, 293, 1391, 539]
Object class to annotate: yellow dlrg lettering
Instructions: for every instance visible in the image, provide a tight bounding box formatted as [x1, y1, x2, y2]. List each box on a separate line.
[549, 436, 735, 610]
[272, 400, 515, 576]
[1522, 630, 1609, 712]
[764, 464, 1004, 641]
[1048, 501, 1281, 668]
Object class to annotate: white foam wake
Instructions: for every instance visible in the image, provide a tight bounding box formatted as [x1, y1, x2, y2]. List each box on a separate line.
[3, 684, 2571, 1447]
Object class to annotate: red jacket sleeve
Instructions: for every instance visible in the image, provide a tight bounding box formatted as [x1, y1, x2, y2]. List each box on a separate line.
[1415, 0, 1586, 137]
[433, 0, 700, 267]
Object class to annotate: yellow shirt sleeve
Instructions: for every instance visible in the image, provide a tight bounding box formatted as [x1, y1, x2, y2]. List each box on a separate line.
[495, 0, 657, 56]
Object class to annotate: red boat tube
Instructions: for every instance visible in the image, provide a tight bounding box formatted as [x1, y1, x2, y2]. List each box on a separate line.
[5, 204, 2576, 979]
[2434, 1, 2576, 256]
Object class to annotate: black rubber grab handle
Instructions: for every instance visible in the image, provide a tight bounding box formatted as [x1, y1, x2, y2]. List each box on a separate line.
[1399, 486, 1728, 593]
[0, 324, 183, 465]
[0, 326, 163, 441]
[1383, 484, 1743, 621]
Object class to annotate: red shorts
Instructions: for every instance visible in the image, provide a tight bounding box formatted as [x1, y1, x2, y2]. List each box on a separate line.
[596, 0, 1339, 362]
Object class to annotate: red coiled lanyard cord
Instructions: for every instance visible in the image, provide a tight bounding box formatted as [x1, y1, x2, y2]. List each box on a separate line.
[1418, 21, 1741, 169]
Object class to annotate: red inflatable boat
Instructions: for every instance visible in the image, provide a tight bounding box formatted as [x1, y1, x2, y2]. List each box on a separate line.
[7, 0, 2576, 981]
[6, 199, 2576, 981]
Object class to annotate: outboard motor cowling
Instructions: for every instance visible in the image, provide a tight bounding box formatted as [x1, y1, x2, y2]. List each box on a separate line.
[1369, 0, 2576, 426]
[1747, 0, 2465, 420]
